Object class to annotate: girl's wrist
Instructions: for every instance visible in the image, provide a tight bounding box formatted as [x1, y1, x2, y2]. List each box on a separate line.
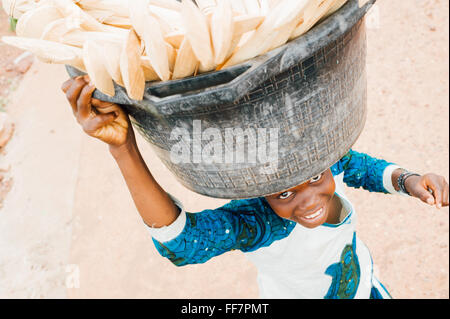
[392, 168, 406, 191]
[393, 169, 421, 195]
[109, 139, 138, 159]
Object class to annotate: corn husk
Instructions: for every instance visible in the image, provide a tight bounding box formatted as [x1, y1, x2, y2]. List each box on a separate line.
[2, 0, 351, 89]
[324, 0, 347, 18]
[258, 0, 270, 15]
[224, 14, 264, 60]
[102, 15, 132, 29]
[268, 0, 309, 50]
[243, 0, 260, 15]
[149, 0, 181, 12]
[41, 18, 76, 42]
[54, 28, 88, 47]
[233, 14, 265, 36]
[83, 8, 113, 22]
[166, 42, 176, 72]
[15, 5, 62, 38]
[230, 1, 245, 15]
[172, 37, 198, 80]
[2, 0, 40, 18]
[164, 31, 184, 49]
[98, 23, 128, 36]
[268, 17, 303, 51]
[142, 66, 159, 82]
[195, 0, 215, 15]
[271, 0, 310, 29]
[141, 14, 171, 80]
[181, 0, 214, 71]
[59, 29, 123, 47]
[129, 0, 170, 81]
[76, 0, 129, 18]
[101, 40, 123, 86]
[150, 11, 173, 36]
[120, 29, 145, 100]
[211, 0, 233, 65]
[51, 0, 106, 32]
[223, 0, 309, 68]
[140, 57, 159, 82]
[149, 4, 183, 31]
[83, 40, 115, 96]
[2, 35, 85, 70]
[290, 0, 336, 40]
[85, 8, 132, 28]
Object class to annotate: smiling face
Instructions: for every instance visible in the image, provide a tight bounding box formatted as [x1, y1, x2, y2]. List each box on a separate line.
[265, 169, 336, 229]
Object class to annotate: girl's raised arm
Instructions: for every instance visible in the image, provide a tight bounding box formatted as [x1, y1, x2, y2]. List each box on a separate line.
[61, 75, 179, 228]
[331, 149, 448, 208]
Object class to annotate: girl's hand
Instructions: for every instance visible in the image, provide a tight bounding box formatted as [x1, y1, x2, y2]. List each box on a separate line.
[405, 173, 449, 209]
[61, 75, 135, 148]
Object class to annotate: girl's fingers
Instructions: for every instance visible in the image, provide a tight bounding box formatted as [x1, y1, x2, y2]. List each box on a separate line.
[82, 74, 91, 83]
[61, 79, 72, 93]
[426, 179, 442, 208]
[91, 98, 121, 116]
[92, 98, 112, 108]
[65, 77, 86, 114]
[90, 113, 116, 131]
[442, 181, 449, 207]
[415, 184, 435, 205]
[91, 98, 118, 109]
[77, 82, 96, 119]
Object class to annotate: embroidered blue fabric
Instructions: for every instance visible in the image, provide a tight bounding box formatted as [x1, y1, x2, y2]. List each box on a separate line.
[152, 149, 395, 266]
[152, 197, 297, 266]
[330, 149, 393, 194]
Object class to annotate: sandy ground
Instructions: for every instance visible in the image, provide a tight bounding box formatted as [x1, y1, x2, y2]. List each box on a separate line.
[0, 0, 448, 298]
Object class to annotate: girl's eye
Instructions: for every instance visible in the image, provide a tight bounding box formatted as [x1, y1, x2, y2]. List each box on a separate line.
[309, 173, 323, 183]
[278, 191, 294, 200]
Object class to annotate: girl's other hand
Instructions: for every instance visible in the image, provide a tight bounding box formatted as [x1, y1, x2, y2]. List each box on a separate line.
[405, 173, 449, 209]
[61, 75, 135, 148]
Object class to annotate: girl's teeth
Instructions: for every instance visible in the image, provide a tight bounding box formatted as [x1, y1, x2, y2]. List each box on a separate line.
[305, 208, 322, 219]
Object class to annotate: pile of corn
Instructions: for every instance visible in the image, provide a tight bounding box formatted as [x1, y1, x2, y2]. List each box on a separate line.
[1, 0, 349, 100]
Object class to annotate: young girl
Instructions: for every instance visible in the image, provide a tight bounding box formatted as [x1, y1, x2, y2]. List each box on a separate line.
[61, 76, 449, 299]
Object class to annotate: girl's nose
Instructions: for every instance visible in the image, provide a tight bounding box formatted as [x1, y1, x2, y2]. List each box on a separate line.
[293, 192, 319, 215]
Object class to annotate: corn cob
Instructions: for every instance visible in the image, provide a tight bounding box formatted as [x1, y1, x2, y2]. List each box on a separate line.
[120, 29, 145, 100]
[2, 0, 350, 100]
[2, 35, 85, 70]
[83, 39, 115, 96]
[181, 0, 215, 72]
[172, 37, 199, 80]
[129, 0, 170, 81]
[211, 0, 233, 65]
[15, 5, 62, 38]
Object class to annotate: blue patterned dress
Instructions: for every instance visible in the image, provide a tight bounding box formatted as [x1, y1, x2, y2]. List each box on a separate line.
[148, 150, 399, 299]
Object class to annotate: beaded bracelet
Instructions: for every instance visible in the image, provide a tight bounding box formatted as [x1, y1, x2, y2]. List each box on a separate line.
[397, 171, 420, 195]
